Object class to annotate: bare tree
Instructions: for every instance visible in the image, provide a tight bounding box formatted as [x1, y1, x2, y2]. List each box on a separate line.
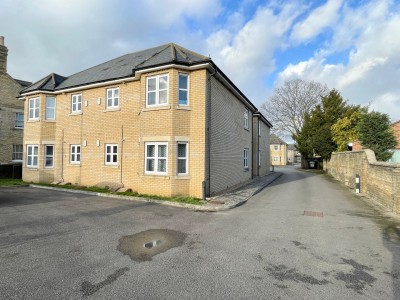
[261, 79, 328, 139]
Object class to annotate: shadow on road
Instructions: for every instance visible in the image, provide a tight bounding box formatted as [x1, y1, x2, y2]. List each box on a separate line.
[268, 165, 322, 187]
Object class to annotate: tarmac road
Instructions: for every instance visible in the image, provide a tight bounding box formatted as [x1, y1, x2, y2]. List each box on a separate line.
[1, 166, 399, 299]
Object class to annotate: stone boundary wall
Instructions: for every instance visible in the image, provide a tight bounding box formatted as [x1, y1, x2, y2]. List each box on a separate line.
[324, 150, 400, 214]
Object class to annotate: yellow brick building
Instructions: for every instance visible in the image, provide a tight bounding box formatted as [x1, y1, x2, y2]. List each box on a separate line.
[20, 43, 272, 198]
[270, 134, 287, 166]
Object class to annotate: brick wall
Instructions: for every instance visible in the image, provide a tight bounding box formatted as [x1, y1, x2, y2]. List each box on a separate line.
[23, 68, 207, 198]
[325, 150, 400, 214]
[209, 76, 253, 195]
[0, 73, 24, 164]
[270, 144, 287, 166]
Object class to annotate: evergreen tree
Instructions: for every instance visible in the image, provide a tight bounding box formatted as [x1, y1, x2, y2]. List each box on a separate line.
[356, 111, 397, 161]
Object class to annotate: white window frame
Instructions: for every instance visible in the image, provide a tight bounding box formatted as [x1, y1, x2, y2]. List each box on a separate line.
[178, 73, 189, 106]
[12, 144, 23, 161]
[244, 109, 249, 129]
[258, 122, 261, 137]
[177, 142, 188, 175]
[15, 112, 24, 128]
[26, 144, 39, 168]
[106, 88, 119, 109]
[258, 150, 261, 167]
[274, 145, 279, 151]
[273, 156, 279, 162]
[45, 96, 56, 120]
[244, 148, 249, 169]
[28, 97, 39, 120]
[105, 144, 118, 165]
[71, 94, 82, 113]
[146, 74, 169, 107]
[44, 145, 54, 168]
[145, 142, 168, 175]
[70, 144, 81, 164]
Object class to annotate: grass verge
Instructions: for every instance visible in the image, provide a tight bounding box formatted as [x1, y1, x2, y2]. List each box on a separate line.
[0, 179, 27, 186]
[33, 182, 203, 205]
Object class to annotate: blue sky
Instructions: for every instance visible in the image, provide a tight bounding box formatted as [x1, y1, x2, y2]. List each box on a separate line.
[1, 0, 400, 122]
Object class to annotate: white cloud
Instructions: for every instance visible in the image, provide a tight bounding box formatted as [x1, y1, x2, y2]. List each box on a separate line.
[290, 0, 344, 43]
[278, 0, 400, 122]
[206, 2, 304, 105]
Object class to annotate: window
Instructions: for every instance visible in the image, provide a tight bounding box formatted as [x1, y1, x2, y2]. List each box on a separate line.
[70, 145, 81, 164]
[28, 97, 39, 120]
[145, 142, 168, 174]
[258, 150, 261, 167]
[146, 74, 169, 106]
[46, 96, 56, 120]
[178, 74, 189, 105]
[107, 88, 119, 109]
[274, 145, 279, 151]
[44, 145, 54, 168]
[26, 145, 38, 167]
[244, 148, 249, 169]
[273, 156, 279, 162]
[177, 143, 188, 175]
[12, 144, 23, 161]
[244, 109, 249, 129]
[258, 122, 261, 137]
[105, 144, 118, 165]
[15, 112, 24, 128]
[71, 94, 82, 113]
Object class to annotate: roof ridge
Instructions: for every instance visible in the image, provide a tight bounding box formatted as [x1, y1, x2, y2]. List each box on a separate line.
[173, 44, 190, 61]
[135, 43, 171, 68]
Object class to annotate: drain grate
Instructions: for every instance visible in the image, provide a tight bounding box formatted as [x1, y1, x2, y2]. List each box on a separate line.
[304, 210, 324, 217]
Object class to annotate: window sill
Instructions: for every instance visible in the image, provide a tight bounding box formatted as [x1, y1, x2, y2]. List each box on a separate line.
[103, 107, 121, 112]
[143, 174, 170, 179]
[175, 106, 191, 111]
[44, 120, 56, 122]
[103, 164, 120, 168]
[69, 112, 82, 116]
[142, 105, 171, 112]
[13, 127, 24, 130]
[244, 168, 249, 171]
[26, 167, 38, 170]
[69, 163, 81, 166]
[244, 127, 249, 131]
[173, 175, 190, 179]
[27, 119, 40, 123]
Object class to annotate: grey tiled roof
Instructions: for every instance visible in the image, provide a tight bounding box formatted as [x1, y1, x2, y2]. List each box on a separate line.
[270, 134, 287, 145]
[21, 43, 210, 93]
[15, 79, 32, 87]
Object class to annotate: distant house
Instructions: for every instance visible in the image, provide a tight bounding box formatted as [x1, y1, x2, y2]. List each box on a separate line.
[0, 36, 31, 166]
[270, 134, 287, 166]
[19, 43, 272, 198]
[287, 144, 301, 164]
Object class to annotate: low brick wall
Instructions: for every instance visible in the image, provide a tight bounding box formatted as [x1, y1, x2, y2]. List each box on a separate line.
[324, 150, 400, 214]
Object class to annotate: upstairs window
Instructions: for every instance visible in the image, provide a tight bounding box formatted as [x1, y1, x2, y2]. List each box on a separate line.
[107, 88, 119, 109]
[105, 144, 118, 165]
[146, 74, 169, 106]
[274, 145, 279, 151]
[46, 96, 56, 120]
[15, 112, 24, 128]
[178, 74, 189, 105]
[71, 94, 82, 113]
[28, 97, 39, 120]
[244, 109, 249, 129]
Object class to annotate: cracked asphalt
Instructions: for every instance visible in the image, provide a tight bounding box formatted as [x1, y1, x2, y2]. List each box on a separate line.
[1, 165, 400, 299]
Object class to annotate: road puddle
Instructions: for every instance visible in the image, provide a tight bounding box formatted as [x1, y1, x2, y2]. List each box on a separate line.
[117, 229, 187, 262]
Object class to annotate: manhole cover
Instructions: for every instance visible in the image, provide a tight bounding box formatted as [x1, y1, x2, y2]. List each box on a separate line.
[303, 211, 324, 217]
[117, 229, 187, 262]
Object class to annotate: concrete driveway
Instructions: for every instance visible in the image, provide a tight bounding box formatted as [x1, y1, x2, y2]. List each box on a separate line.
[1, 166, 400, 299]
